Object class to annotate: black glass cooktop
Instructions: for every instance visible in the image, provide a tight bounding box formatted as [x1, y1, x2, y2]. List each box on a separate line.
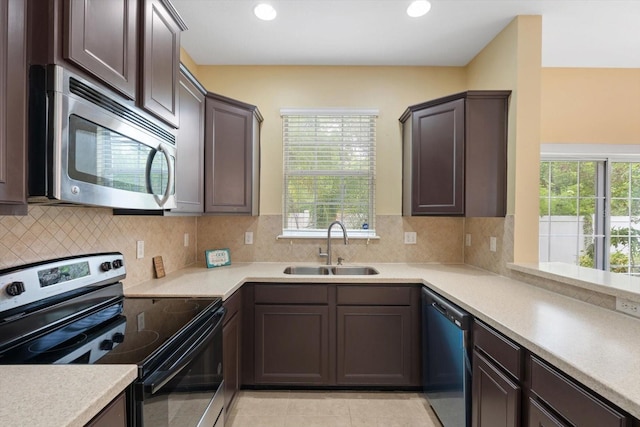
[97, 297, 221, 366]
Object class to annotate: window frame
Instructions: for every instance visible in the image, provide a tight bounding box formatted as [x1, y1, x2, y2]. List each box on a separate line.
[540, 144, 640, 275]
[280, 108, 378, 239]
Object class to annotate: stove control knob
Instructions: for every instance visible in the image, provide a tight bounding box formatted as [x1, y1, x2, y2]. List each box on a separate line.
[5, 281, 25, 297]
[112, 259, 124, 269]
[100, 339, 114, 351]
[100, 261, 113, 272]
[112, 332, 125, 344]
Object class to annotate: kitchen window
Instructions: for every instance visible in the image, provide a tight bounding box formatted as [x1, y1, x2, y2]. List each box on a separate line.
[539, 144, 640, 275]
[281, 109, 377, 238]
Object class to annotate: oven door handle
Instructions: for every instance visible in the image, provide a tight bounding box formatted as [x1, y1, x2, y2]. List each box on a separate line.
[144, 307, 225, 395]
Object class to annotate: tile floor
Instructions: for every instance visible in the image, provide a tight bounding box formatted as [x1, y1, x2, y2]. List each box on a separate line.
[226, 390, 443, 427]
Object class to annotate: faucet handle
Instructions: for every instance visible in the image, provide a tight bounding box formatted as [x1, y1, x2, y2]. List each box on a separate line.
[337, 257, 344, 265]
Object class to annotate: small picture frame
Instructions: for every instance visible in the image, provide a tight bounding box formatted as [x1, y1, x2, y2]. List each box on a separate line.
[205, 248, 231, 268]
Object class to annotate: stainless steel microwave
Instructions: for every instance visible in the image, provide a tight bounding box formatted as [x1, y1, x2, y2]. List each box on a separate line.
[28, 65, 176, 210]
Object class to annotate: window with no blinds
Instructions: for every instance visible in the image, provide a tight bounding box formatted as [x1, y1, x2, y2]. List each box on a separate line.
[282, 109, 377, 238]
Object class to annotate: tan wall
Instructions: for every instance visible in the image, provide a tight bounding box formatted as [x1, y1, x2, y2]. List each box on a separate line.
[466, 16, 542, 264]
[180, 47, 200, 79]
[195, 66, 467, 215]
[541, 68, 640, 144]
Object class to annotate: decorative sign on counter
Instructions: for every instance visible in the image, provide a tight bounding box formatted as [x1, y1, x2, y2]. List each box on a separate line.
[205, 249, 231, 268]
[153, 256, 165, 278]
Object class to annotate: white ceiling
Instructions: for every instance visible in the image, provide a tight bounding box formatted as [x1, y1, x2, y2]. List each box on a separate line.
[171, 0, 640, 68]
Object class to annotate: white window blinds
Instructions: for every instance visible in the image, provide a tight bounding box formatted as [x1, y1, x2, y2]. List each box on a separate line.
[282, 109, 377, 238]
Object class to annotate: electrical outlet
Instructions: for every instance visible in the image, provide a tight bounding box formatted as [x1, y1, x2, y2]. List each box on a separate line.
[616, 297, 640, 318]
[465, 233, 472, 247]
[245, 231, 254, 245]
[137, 312, 145, 331]
[184, 233, 189, 247]
[404, 231, 417, 244]
[489, 236, 497, 252]
[136, 240, 144, 259]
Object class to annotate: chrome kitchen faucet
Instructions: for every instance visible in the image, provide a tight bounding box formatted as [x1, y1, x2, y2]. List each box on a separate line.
[319, 221, 349, 265]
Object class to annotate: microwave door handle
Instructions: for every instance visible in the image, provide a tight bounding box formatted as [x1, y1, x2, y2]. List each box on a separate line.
[146, 145, 174, 207]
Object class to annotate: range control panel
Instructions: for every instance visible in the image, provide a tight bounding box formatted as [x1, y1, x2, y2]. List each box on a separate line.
[0, 252, 125, 314]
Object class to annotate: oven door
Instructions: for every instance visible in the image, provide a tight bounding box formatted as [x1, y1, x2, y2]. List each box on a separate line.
[137, 306, 225, 427]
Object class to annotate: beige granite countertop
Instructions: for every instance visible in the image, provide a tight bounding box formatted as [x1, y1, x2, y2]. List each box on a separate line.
[0, 364, 137, 427]
[127, 261, 640, 419]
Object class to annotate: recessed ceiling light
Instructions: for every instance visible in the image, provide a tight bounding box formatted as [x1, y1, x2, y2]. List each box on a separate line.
[254, 3, 277, 21]
[407, 0, 431, 18]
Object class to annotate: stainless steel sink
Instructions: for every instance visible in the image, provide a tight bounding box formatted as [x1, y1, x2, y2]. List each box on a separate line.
[283, 266, 331, 275]
[283, 265, 379, 275]
[330, 266, 379, 275]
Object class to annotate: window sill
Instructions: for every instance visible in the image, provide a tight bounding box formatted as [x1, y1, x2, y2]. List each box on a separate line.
[277, 232, 380, 240]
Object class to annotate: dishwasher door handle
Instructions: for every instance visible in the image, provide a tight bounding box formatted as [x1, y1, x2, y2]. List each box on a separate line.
[431, 301, 448, 316]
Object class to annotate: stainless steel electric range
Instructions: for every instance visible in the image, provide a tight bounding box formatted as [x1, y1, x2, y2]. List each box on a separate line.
[0, 253, 225, 427]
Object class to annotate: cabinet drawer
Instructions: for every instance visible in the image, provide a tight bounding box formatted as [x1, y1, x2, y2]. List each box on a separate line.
[337, 285, 412, 305]
[254, 285, 328, 304]
[223, 289, 242, 325]
[530, 356, 629, 427]
[473, 321, 523, 380]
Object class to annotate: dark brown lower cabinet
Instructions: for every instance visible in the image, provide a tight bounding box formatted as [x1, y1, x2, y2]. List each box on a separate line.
[528, 398, 567, 427]
[223, 290, 242, 413]
[254, 304, 331, 385]
[86, 392, 127, 427]
[472, 350, 520, 427]
[337, 305, 411, 385]
[472, 320, 635, 427]
[529, 356, 630, 427]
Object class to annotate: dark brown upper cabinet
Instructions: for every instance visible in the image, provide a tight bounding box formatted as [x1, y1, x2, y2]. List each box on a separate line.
[172, 64, 205, 214]
[30, 0, 185, 127]
[205, 93, 262, 215]
[400, 90, 511, 217]
[140, 0, 185, 127]
[64, 0, 138, 100]
[0, 0, 28, 215]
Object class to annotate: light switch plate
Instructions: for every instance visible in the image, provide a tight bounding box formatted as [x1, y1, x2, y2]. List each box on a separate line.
[136, 240, 144, 259]
[465, 233, 472, 247]
[184, 233, 189, 247]
[245, 231, 254, 245]
[489, 236, 497, 252]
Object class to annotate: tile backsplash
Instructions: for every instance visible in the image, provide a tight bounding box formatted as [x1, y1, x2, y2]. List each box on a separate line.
[1, 208, 515, 288]
[197, 215, 465, 264]
[0, 206, 197, 288]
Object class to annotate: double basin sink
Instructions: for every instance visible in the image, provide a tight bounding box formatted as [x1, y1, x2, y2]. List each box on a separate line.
[283, 265, 379, 275]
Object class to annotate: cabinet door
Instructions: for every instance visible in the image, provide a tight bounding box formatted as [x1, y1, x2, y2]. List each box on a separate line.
[141, 0, 181, 127]
[410, 98, 464, 215]
[528, 399, 568, 427]
[337, 305, 411, 385]
[86, 392, 127, 427]
[472, 350, 521, 427]
[64, 0, 137, 99]
[223, 306, 241, 412]
[205, 97, 255, 214]
[464, 93, 509, 217]
[172, 68, 205, 213]
[254, 305, 331, 385]
[0, 0, 27, 211]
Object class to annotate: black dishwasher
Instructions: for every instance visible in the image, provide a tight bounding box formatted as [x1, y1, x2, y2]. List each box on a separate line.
[422, 286, 472, 427]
